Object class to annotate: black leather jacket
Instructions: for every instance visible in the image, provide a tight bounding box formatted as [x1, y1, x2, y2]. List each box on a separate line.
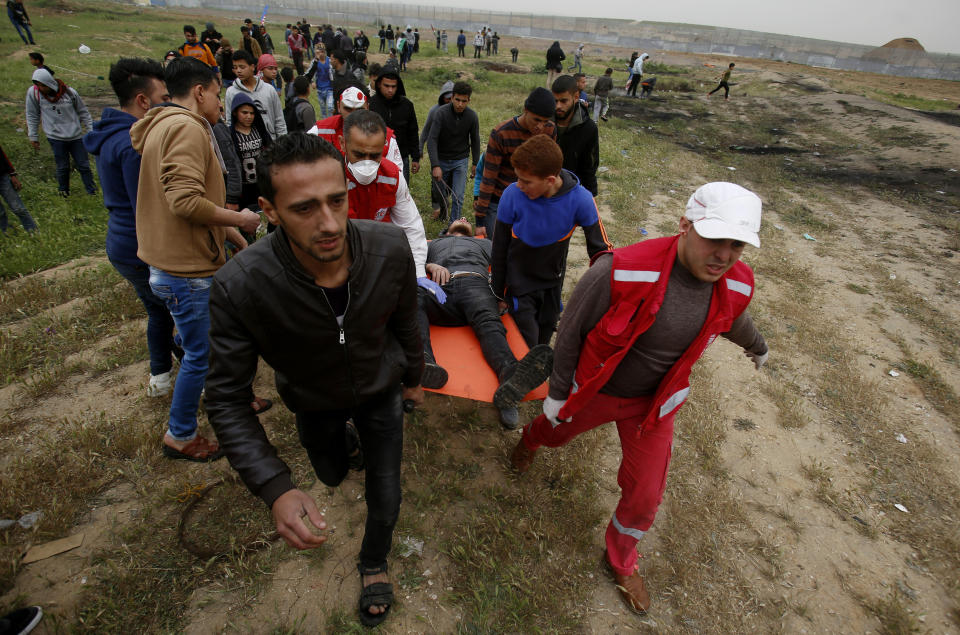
[206, 220, 422, 506]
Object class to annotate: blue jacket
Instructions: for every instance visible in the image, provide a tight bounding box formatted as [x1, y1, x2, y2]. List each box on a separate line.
[82, 108, 142, 266]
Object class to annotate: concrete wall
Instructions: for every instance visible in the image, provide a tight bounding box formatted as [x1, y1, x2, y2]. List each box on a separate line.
[146, 0, 960, 80]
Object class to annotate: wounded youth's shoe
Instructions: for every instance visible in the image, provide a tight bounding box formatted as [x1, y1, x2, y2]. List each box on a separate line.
[421, 362, 449, 389]
[493, 344, 553, 411]
[498, 406, 519, 430]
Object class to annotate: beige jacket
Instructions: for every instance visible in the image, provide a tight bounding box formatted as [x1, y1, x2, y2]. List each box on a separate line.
[130, 105, 227, 277]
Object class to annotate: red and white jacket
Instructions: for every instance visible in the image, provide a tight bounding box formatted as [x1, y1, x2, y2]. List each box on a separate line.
[307, 114, 404, 173]
[559, 235, 754, 431]
[345, 159, 427, 278]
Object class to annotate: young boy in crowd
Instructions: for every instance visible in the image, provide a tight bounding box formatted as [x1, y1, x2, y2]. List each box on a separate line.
[490, 134, 612, 347]
[225, 49, 286, 138]
[28, 52, 53, 75]
[229, 93, 272, 225]
[257, 53, 283, 98]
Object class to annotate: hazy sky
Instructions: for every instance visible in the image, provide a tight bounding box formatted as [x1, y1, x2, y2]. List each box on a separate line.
[423, 0, 960, 55]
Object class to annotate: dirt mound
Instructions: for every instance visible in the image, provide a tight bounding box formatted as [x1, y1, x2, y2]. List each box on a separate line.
[863, 38, 932, 66]
[877, 37, 926, 51]
[476, 60, 527, 74]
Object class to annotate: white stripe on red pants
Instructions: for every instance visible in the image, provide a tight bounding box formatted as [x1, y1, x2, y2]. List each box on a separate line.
[521, 392, 675, 576]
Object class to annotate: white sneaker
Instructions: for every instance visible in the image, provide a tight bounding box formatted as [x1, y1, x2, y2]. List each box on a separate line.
[148, 371, 172, 397]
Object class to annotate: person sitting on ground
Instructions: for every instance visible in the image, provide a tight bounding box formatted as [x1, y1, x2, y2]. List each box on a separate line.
[640, 75, 657, 99]
[490, 134, 612, 348]
[418, 216, 554, 428]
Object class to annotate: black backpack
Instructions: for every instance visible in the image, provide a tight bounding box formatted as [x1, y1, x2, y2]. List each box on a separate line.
[283, 97, 308, 132]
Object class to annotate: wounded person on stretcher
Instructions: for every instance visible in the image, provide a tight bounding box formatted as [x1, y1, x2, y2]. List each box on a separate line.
[417, 217, 553, 429]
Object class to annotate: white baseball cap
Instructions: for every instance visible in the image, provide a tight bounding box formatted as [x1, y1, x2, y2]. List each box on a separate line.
[340, 87, 367, 109]
[685, 182, 761, 248]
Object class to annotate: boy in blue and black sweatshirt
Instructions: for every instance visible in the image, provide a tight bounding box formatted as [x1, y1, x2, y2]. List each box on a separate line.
[491, 134, 612, 347]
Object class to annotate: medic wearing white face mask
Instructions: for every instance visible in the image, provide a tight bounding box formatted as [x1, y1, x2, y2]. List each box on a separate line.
[340, 110, 440, 302]
[308, 85, 404, 173]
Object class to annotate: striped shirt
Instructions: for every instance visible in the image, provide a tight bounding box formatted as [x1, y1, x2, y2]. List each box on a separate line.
[475, 116, 556, 219]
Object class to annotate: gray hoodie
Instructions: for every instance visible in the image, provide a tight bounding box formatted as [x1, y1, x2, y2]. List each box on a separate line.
[25, 69, 93, 142]
[224, 76, 287, 138]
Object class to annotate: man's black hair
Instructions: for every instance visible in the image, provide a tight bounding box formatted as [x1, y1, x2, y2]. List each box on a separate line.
[573, 72, 585, 80]
[109, 57, 165, 107]
[343, 109, 386, 142]
[232, 49, 256, 65]
[240, 25, 249, 34]
[729, 62, 736, 68]
[183, 24, 196, 35]
[257, 133, 344, 204]
[551, 75, 578, 96]
[452, 81, 472, 97]
[164, 56, 217, 99]
[244, 18, 252, 24]
[331, 49, 347, 63]
[280, 66, 294, 83]
[293, 75, 310, 96]
[29, 52, 43, 63]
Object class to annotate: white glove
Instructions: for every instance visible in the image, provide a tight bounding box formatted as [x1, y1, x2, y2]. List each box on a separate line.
[745, 349, 769, 370]
[543, 396, 571, 425]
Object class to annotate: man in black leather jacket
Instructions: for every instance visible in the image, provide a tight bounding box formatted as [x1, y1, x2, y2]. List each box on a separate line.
[205, 133, 422, 628]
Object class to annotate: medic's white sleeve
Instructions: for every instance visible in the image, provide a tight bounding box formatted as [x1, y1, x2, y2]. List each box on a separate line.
[386, 137, 404, 173]
[390, 173, 428, 278]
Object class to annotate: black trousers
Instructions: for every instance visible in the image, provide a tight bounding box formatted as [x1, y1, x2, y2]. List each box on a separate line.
[510, 286, 562, 348]
[294, 387, 403, 569]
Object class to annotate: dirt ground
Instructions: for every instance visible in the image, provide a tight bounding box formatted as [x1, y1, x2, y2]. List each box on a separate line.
[3, 28, 960, 634]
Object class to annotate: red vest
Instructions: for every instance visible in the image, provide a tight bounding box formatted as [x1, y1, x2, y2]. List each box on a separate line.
[347, 159, 400, 222]
[313, 114, 396, 160]
[559, 235, 755, 431]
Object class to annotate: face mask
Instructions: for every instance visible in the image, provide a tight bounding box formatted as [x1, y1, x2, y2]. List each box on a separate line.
[348, 159, 379, 185]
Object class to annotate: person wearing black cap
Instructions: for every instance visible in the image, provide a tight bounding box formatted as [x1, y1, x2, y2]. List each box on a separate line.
[474, 87, 556, 239]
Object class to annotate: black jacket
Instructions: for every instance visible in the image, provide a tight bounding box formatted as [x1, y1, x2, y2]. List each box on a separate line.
[206, 220, 423, 507]
[546, 42, 565, 71]
[556, 103, 599, 196]
[369, 72, 420, 161]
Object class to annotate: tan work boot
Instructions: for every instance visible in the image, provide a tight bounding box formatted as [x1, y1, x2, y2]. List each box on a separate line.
[510, 438, 537, 473]
[604, 551, 651, 614]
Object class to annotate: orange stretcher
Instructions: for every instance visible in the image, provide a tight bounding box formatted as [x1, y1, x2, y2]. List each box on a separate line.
[424, 313, 549, 403]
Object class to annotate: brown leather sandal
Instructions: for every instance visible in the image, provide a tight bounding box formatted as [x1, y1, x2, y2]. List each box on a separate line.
[163, 435, 224, 462]
[603, 551, 650, 614]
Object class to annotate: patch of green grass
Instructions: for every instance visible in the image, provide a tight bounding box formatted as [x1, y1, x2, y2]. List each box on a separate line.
[870, 90, 959, 112]
[846, 283, 871, 294]
[866, 125, 938, 148]
[0, 261, 116, 324]
[895, 357, 960, 431]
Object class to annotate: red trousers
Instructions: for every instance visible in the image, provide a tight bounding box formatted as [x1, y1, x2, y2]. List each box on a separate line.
[521, 392, 675, 576]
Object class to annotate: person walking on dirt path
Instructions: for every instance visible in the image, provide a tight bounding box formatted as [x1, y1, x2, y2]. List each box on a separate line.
[457, 30, 466, 57]
[568, 43, 584, 73]
[490, 134, 611, 348]
[25, 68, 96, 197]
[510, 181, 769, 616]
[492, 32, 500, 55]
[417, 216, 554, 428]
[545, 41, 565, 89]
[205, 132, 423, 628]
[511, 46, 519, 63]
[6, 0, 33, 45]
[552, 75, 599, 197]
[83, 58, 178, 397]
[627, 52, 649, 98]
[426, 81, 481, 226]
[0, 144, 37, 233]
[708, 62, 735, 99]
[475, 87, 557, 239]
[593, 67, 613, 122]
[130, 57, 261, 462]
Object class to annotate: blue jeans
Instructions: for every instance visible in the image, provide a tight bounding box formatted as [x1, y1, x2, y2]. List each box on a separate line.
[148, 267, 212, 441]
[48, 138, 96, 195]
[481, 199, 498, 239]
[317, 86, 333, 117]
[436, 157, 468, 225]
[111, 259, 177, 376]
[295, 387, 403, 569]
[0, 173, 37, 233]
[8, 11, 33, 44]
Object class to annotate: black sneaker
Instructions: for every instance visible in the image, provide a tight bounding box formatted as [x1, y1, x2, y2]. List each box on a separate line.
[0, 606, 43, 635]
[345, 420, 365, 471]
[493, 344, 553, 411]
[421, 362, 449, 389]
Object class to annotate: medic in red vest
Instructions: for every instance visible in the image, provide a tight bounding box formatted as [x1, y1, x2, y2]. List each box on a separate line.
[307, 85, 404, 174]
[340, 110, 441, 300]
[510, 182, 770, 616]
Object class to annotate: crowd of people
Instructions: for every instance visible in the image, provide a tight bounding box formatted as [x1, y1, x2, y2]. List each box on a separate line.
[5, 8, 767, 630]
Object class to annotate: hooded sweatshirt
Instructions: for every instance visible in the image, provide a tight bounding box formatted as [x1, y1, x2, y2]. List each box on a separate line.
[229, 92, 272, 187]
[369, 71, 419, 160]
[82, 107, 143, 266]
[130, 105, 228, 277]
[418, 80, 454, 156]
[25, 69, 92, 142]
[224, 75, 287, 138]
